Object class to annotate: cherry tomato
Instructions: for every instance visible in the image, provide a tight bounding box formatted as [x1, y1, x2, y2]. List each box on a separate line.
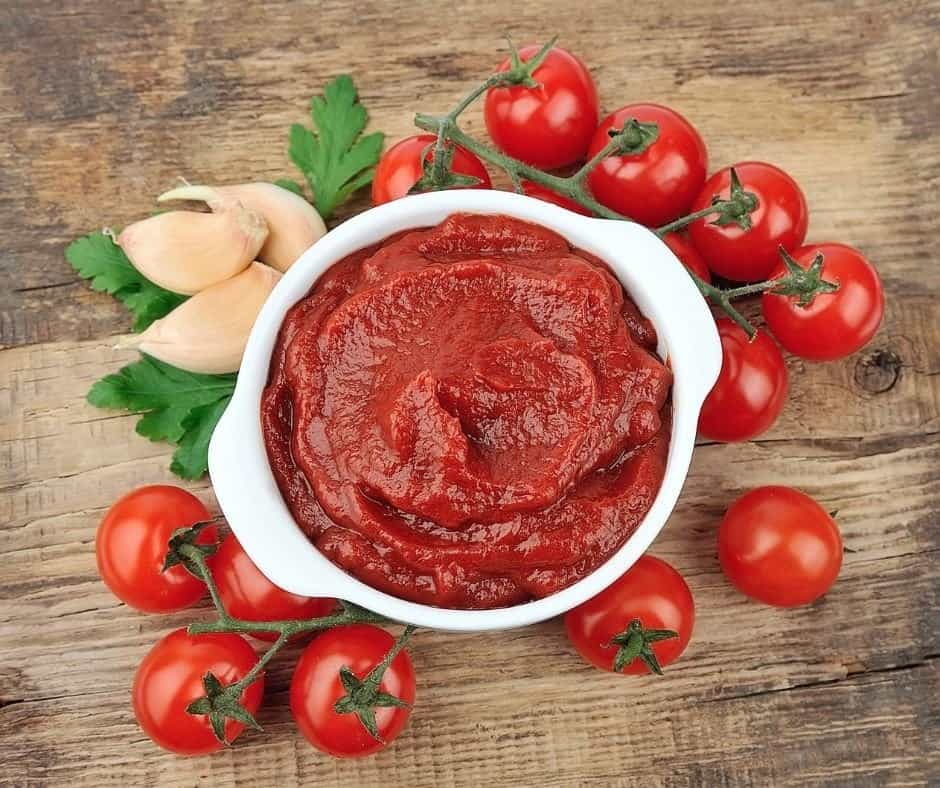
[719, 486, 843, 607]
[698, 319, 789, 442]
[689, 162, 808, 282]
[96, 485, 216, 613]
[762, 243, 884, 361]
[290, 625, 415, 757]
[565, 555, 694, 675]
[212, 535, 335, 642]
[663, 232, 711, 283]
[133, 628, 263, 755]
[587, 104, 707, 227]
[522, 181, 591, 215]
[484, 45, 598, 169]
[371, 134, 491, 205]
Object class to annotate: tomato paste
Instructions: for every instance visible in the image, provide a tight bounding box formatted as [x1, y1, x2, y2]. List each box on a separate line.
[262, 214, 672, 609]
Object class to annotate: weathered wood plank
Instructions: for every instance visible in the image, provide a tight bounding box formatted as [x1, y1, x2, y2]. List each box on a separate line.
[1, 654, 936, 786]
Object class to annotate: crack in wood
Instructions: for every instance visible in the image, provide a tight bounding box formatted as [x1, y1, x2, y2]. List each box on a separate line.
[702, 654, 939, 705]
[0, 687, 114, 712]
[12, 281, 78, 294]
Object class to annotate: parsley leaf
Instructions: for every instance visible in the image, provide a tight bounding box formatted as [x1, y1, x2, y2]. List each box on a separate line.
[170, 398, 231, 479]
[289, 75, 384, 220]
[273, 178, 305, 197]
[88, 355, 236, 479]
[65, 231, 186, 331]
[120, 287, 187, 332]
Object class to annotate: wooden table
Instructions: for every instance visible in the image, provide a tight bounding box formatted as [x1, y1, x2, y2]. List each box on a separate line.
[2, 1, 937, 785]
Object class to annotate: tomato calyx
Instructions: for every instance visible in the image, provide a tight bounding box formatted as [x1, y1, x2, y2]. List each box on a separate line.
[410, 141, 485, 194]
[654, 166, 758, 237]
[610, 619, 679, 675]
[708, 168, 760, 231]
[186, 670, 263, 745]
[162, 518, 220, 575]
[500, 35, 559, 89]
[332, 625, 417, 741]
[768, 247, 840, 306]
[604, 118, 660, 157]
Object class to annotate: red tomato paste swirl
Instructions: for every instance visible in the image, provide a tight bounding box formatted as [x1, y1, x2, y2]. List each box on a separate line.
[262, 214, 671, 609]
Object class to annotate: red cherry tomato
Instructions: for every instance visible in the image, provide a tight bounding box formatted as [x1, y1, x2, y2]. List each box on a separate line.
[663, 232, 712, 283]
[565, 555, 694, 675]
[698, 319, 789, 442]
[484, 45, 598, 169]
[521, 181, 591, 215]
[290, 625, 415, 757]
[719, 486, 843, 607]
[96, 485, 215, 613]
[133, 628, 263, 755]
[587, 104, 707, 227]
[371, 134, 491, 205]
[689, 162, 808, 282]
[762, 243, 884, 361]
[212, 535, 335, 642]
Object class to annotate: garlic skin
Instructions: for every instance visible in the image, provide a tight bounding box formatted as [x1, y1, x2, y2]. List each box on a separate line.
[118, 205, 267, 295]
[126, 262, 281, 374]
[158, 182, 327, 272]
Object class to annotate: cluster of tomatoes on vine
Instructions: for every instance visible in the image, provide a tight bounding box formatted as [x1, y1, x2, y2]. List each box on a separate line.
[98, 486, 415, 758]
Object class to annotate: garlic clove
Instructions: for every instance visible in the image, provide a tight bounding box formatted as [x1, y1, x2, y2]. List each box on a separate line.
[117, 205, 267, 295]
[158, 182, 327, 273]
[125, 262, 281, 374]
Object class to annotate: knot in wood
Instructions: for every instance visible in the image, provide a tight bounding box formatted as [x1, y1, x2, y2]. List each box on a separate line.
[854, 349, 902, 394]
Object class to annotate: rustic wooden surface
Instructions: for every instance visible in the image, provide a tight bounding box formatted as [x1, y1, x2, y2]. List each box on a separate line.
[1, 0, 938, 785]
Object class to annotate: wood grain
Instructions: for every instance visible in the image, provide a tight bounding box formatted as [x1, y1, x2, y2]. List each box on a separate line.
[1, 0, 938, 785]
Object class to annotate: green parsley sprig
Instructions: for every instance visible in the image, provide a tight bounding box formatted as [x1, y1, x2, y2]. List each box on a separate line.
[288, 74, 384, 219]
[88, 356, 236, 479]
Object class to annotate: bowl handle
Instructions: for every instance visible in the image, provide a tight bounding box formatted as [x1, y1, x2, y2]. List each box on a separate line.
[587, 218, 722, 407]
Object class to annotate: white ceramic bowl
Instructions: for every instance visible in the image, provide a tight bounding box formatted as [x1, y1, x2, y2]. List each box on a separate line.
[209, 190, 721, 632]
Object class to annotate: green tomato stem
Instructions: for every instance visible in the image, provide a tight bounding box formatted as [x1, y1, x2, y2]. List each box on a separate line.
[654, 204, 725, 237]
[362, 625, 417, 693]
[414, 113, 621, 218]
[230, 631, 289, 695]
[721, 278, 783, 300]
[178, 543, 390, 689]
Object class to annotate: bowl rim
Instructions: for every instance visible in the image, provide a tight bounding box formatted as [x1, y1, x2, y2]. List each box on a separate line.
[208, 189, 721, 632]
